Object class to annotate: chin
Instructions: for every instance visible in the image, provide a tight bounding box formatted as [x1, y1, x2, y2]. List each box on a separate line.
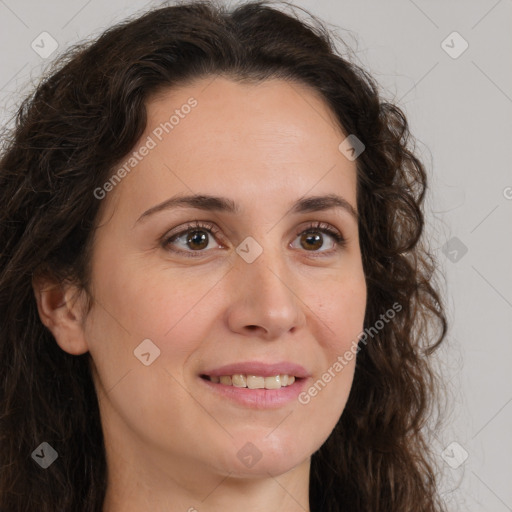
[218, 431, 315, 478]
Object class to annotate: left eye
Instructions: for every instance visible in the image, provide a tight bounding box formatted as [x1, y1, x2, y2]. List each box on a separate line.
[290, 225, 345, 253]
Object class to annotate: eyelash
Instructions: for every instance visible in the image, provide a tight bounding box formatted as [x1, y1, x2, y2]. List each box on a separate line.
[161, 220, 346, 258]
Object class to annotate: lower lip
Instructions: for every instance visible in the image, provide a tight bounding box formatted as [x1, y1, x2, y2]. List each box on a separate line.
[199, 376, 308, 409]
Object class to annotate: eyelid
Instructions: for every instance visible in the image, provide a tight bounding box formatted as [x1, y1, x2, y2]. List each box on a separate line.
[163, 220, 222, 243]
[293, 221, 344, 241]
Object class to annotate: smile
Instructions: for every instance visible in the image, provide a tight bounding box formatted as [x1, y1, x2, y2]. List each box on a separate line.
[199, 361, 309, 408]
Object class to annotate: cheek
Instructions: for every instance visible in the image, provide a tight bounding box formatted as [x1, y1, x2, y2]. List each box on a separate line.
[84, 260, 220, 410]
[308, 272, 366, 404]
[88, 254, 221, 345]
[305, 359, 356, 420]
[317, 271, 367, 346]
[84, 264, 221, 454]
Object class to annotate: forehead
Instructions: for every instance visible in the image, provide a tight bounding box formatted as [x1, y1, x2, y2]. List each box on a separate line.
[100, 76, 357, 223]
[147, 75, 346, 156]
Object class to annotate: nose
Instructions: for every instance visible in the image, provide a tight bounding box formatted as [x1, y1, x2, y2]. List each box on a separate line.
[225, 247, 307, 340]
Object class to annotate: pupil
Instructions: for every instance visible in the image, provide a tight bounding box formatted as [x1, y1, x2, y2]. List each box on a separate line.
[187, 230, 208, 250]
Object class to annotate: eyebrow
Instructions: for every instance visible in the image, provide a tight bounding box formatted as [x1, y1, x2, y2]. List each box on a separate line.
[134, 193, 358, 225]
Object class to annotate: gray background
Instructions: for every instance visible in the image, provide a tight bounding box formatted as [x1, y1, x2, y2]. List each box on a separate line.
[1, 0, 511, 510]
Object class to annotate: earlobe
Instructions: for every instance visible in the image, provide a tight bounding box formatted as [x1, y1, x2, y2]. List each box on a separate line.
[32, 275, 89, 355]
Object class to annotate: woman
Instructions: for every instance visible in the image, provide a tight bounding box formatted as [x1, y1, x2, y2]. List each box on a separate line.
[0, 1, 447, 511]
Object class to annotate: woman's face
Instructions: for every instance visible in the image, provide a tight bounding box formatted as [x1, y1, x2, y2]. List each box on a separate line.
[82, 76, 366, 482]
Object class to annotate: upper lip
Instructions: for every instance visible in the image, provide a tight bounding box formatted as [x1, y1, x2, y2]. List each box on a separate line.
[201, 361, 310, 378]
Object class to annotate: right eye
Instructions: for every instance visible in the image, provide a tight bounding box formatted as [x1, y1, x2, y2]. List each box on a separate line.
[162, 220, 225, 257]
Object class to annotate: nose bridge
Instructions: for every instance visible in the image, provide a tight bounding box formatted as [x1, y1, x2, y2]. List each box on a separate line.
[244, 253, 290, 304]
[227, 237, 305, 336]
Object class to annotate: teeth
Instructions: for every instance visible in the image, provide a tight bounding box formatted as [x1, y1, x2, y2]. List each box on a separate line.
[247, 375, 265, 389]
[264, 375, 281, 389]
[232, 374, 247, 387]
[207, 374, 296, 389]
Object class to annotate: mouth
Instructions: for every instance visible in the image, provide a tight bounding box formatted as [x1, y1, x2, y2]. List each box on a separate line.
[198, 361, 309, 409]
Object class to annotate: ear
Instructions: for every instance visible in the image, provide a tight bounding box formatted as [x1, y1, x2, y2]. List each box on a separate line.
[32, 275, 89, 355]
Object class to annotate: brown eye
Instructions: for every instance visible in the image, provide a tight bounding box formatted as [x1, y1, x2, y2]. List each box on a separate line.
[186, 230, 209, 250]
[162, 221, 224, 258]
[300, 232, 324, 251]
[291, 223, 346, 255]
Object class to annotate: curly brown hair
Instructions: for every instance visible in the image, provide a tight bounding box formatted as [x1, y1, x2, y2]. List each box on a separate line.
[0, 1, 447, 510]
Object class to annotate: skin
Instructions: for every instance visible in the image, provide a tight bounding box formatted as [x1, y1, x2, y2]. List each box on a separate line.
[34, 76, 367, 512]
